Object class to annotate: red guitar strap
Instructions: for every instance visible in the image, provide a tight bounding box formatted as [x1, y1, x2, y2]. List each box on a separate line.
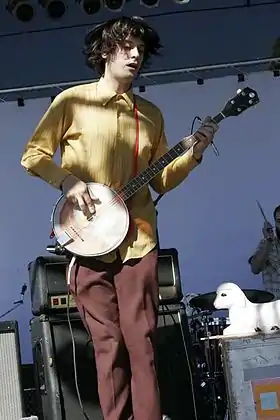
[125, 99, 140, 236]
[133, 101, 139, 177]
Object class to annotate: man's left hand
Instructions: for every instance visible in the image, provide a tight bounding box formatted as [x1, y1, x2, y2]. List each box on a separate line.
[193, 116, 219, 158]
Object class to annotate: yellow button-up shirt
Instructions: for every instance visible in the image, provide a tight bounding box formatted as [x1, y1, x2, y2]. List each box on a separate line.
[21, 79, 200, 262]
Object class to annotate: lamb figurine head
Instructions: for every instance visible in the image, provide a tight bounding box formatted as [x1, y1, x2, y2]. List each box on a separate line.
[214, 282, 280, 336]
[214, 282, 248, 310]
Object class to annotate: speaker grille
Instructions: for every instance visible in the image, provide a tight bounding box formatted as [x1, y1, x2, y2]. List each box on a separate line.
[0, 322, 24, 420]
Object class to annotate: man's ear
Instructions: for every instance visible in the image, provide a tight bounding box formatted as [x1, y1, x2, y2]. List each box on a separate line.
[101, 53, 107, 59]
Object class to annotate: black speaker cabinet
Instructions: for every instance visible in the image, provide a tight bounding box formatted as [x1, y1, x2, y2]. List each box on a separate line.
[157, 305, 197, 420]
[30, 305, 196, 420]
[30, 313, 102, 420]
[0, 321, 25, 419]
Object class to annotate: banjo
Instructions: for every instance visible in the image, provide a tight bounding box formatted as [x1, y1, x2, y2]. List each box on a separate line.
[51, 86, 259, 257]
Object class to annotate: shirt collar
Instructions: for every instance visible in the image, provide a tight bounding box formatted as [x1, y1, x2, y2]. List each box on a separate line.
[96, 78, 135, 111]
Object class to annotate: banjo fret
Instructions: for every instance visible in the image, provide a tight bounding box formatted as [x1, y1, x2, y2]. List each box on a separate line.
[120, 139, 189, 201]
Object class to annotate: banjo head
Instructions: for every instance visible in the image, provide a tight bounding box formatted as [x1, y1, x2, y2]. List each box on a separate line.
[51, 183, 130, 257]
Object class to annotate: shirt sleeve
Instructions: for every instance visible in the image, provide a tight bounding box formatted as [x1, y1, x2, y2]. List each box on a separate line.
[21, 91, 71, 190]
[149, 113, 202, 194]
[248, 239, 267, 264]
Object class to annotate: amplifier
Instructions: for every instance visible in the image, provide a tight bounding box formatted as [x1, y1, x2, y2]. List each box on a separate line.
[28, 248, 182, 315]
[0, 321, 25, 420]
[30, 304, 196, 420]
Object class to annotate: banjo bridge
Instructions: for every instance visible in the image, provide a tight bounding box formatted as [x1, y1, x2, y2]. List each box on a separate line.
[57, 225, 85, 247]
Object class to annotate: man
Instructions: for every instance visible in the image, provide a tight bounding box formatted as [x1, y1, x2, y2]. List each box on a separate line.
[249, 205, 280, 299]
[21, 16, 218, 420]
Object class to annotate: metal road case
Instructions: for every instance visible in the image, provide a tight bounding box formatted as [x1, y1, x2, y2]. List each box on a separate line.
[221, 333, 280, 420]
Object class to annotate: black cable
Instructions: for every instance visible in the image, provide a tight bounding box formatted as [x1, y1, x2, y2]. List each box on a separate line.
[191, 116, 202, 134]
[46, 245, 90, 419]
[153, 193, 164, 207]
[0, 283, 27, 320]
[66, 284, 90, 420]
[160, 303, 198, 420]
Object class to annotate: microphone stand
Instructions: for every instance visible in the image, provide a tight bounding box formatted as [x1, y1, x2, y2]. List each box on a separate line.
[0, 284, 28, 320]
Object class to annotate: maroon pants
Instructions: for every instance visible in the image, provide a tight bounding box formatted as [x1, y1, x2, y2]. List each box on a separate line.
[69, 249, 161, 420]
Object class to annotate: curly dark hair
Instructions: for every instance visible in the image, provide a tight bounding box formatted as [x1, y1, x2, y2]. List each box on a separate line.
[83, 16, 162, 75]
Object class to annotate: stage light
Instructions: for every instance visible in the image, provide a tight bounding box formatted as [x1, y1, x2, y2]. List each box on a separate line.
[140, 0, 160, 7]
[6, 0, 35, 22]
[39, 0, 66, 18]
[104, 0, 125, 12]
[79, 0, 101, 14]
[237, 73, 245, 83]
[197, 78, 204, 85]
[273, 69, 280, 77]
[17, 98, 25, 107]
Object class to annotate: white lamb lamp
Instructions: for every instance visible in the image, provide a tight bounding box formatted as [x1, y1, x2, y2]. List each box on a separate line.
[214, 282, 280, 336]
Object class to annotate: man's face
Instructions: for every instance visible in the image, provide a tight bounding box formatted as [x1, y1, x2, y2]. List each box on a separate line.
[104, 36, 145, 82]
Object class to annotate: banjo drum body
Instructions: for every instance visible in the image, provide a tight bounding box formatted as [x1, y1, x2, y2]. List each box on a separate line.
[51, 182, 130, 257]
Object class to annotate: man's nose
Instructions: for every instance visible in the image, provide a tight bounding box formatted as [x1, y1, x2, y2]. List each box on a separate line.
[130, 46, 140, 58]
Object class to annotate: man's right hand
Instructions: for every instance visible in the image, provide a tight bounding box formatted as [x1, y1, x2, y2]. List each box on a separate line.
[61, 175, 97, 218]
[262, 221, 275, 241]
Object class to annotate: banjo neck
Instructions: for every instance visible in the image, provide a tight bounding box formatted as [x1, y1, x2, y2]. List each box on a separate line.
[118, 112, 224, 202]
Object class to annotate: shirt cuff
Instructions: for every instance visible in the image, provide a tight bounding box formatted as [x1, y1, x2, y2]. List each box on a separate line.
[189, 146, 203, 164]
[22, 158, 71, 190]
[192, 154, 203, 164]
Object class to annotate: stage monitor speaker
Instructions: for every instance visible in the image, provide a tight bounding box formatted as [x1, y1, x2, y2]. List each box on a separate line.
[30, 305, 196, 420]
[0, 321, 25, 420]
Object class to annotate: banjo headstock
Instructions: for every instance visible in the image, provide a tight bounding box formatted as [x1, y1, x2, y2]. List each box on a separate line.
[220, 87, 260, 118]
